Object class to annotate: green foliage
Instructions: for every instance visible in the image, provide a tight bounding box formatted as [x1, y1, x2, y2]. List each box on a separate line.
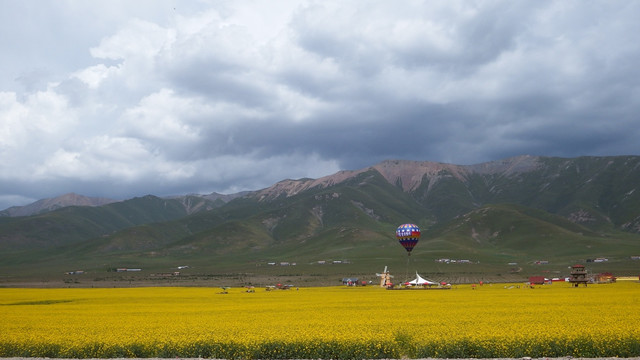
[0, 195, 195, 252]
[2, 337, 640, 359]
[1, 156, 640, 281]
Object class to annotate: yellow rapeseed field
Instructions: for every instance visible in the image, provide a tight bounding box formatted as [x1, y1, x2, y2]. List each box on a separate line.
[1, 282, 639, 359]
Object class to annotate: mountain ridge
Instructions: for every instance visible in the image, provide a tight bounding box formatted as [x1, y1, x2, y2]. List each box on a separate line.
[1, 191, 248, 218]
[251, 155, 542, 201]
[0, 193, 118, 217]
[3, 155, 640, 233]
[1, 154, 639, 284]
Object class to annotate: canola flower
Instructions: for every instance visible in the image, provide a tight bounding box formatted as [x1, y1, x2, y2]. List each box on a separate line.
[1, 282, 639, 359]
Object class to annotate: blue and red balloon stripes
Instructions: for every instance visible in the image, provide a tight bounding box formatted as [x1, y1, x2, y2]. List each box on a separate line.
[396, 223, 420, 253]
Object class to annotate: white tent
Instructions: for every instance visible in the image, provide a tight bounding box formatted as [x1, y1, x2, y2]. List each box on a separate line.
[406, 272, 438, 286]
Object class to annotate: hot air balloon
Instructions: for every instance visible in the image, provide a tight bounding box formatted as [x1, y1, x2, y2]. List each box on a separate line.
[396, 223, 420, 255]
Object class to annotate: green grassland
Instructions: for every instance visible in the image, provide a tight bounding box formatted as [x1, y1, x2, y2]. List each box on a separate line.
[1, 156, 640, 287]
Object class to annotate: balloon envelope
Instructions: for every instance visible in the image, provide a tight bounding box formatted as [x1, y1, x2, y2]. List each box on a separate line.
[396, 223, 420, 254]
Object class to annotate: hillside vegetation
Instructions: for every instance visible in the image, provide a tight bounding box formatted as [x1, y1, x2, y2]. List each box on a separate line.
[1, 155, 639, 285]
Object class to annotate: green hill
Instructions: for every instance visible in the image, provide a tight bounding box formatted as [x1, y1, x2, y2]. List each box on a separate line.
[1, 156, 639, 285]
[0, 195, 219, 252]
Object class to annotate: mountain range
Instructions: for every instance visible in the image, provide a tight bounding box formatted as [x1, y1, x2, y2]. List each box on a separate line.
[1, 155, 639, 285]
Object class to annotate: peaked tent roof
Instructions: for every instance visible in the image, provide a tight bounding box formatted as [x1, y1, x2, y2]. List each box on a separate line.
[406, 272, 437, 285]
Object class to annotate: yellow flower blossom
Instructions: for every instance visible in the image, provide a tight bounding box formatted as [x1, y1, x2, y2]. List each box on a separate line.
[1, 282, 638, 358]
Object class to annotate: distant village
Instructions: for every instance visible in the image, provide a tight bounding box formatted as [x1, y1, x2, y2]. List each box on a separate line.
[63, 255, 640, 287]
[435, 258, 475, 264]
[264, 259, 351, 266]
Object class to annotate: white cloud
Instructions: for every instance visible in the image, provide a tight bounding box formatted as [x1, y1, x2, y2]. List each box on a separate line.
[120, 89, 202, 143]
[72, 64, 121, 89]
[91, 18, 172, 61]
[0, 88, 80, 178]
[1, 1, 640, 209]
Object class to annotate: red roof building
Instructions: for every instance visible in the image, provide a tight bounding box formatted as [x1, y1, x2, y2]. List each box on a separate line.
[528, 276, 546, 285]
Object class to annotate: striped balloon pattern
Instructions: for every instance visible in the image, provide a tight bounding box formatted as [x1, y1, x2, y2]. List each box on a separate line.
[396, 223, 420, 254]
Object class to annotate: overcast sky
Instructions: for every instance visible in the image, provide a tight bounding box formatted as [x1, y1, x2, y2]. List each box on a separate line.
[2, 1, 640, 209]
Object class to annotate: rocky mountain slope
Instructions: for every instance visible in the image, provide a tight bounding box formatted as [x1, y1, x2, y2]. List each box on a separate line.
[1, 192, 247, 217]
[0, 193, 117, 217]
[1, 155, 639, 282]
[250, 155, 640, 232]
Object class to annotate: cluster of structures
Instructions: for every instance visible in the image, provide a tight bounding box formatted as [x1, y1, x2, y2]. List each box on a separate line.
[266, 262, 297, 266]
[341, 278, 366, 286]
[150, 272, 181, 277]
[348, 266, 452, 290]
[316, 260, 350, 264]
[64, 270, 85, 275]
[435, 258, 474, 264]
[264, 259, 350, 266]
[528, 264, 621, 286]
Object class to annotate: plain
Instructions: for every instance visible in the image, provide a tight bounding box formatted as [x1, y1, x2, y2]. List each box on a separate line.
[1, 281, 639, 359]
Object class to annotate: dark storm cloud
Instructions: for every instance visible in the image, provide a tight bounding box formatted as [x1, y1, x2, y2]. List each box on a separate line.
[2, 1, 640, 210]
[209, 99, 460, 171]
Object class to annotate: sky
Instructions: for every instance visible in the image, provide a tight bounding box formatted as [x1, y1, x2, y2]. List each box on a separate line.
[1, 1, 640, 210]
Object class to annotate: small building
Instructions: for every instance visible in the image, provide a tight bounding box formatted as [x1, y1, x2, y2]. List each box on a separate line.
[569, 264, 588, 287]
[64, 270, 84, 275]
[595, 272, 616, 283]
[342, 277, 359, 286]
[528, 276, 547, 285]
[150, 272, 180, 277]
